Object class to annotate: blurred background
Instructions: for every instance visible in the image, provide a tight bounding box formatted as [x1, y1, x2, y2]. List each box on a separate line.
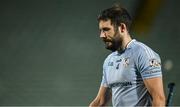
[0, 0, 179, 106]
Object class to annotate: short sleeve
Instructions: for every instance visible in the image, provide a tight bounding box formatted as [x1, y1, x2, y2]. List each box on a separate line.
[136, 47, 162, 79]
[101, 59, 109, 87]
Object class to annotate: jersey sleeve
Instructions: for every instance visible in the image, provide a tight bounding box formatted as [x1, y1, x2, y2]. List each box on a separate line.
[100, 59, 109, 87]
[135, 47, 162, 79]
[101, 68, 109, 87]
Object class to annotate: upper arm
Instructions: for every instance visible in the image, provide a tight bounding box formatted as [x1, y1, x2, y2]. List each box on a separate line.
[97, 86, 111, 98]
[90, 56, 112, 106]
[135, 45, 165, 104]
[143, 77, 165, 99]
[143, 77, 166, 106]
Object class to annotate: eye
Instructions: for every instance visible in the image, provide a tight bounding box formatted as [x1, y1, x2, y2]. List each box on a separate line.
[102, 27, 110, 31]
[99, 27, 111, 33]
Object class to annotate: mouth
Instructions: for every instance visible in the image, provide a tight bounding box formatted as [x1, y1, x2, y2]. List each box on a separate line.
[105, 41, 111, 44]
[102, 38, 111, 44]
[104, 41, 113, 48]
[103, 38, 111, 43]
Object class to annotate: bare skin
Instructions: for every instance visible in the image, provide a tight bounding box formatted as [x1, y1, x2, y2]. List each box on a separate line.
[89, 86, 111, 106]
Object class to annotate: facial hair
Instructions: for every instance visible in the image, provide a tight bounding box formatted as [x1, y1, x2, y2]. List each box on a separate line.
[104, 30, 122, 52]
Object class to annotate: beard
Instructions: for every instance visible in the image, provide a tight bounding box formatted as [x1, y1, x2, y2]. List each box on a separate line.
[103, 31, 122, 52]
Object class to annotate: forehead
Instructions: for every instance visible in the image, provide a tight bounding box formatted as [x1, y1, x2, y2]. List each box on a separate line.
[99, 20, 113, 29]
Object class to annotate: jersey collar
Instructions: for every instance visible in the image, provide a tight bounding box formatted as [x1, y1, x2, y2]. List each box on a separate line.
[126, 39, 136, 49]
[115, 39, 136, 55]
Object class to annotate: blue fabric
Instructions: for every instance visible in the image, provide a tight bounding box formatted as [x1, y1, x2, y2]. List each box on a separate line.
[101, 39, 162, 106]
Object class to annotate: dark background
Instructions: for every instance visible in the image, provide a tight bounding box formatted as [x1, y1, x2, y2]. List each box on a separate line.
[0, 0, 179, 106]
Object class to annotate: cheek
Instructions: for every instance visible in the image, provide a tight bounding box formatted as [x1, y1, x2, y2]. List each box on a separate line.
[107, 31, 115, 39]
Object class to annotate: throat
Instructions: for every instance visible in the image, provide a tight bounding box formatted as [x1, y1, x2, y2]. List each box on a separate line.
[117, 37, 132, 52]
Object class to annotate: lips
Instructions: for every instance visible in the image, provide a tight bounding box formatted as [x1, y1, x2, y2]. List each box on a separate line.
[103, 40, 110, 45]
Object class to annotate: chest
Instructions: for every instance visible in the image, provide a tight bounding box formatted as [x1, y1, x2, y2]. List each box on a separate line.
[105, 54, 139, 85]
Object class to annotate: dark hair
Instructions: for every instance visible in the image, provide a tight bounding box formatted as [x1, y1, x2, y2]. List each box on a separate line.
[98, 4, 132, 31]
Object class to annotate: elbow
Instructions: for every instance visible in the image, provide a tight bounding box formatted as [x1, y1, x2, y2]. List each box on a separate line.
[99, 99, 106, 106]
[89, 97, 106, 107]
[152, 94, 166, 106]
[159, 95, 166, 105]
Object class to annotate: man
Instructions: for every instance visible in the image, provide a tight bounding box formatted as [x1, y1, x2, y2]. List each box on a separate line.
[89, 4, 165, 106]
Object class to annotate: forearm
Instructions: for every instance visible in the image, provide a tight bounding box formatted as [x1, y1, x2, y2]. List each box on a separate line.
[143, 77, 166, 106]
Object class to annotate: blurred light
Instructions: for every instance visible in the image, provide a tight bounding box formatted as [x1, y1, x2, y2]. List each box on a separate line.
[163, 59, 173, 71]
[131, 0, 163, 36]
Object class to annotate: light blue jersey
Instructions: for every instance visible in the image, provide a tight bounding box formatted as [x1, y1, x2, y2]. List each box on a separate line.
[101, 39, 162, 106]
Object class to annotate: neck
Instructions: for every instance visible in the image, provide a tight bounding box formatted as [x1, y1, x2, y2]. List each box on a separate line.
[118, 34, 132, 51]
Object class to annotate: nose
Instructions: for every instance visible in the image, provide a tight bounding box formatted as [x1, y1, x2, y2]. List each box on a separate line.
[100, 31, 106, 38]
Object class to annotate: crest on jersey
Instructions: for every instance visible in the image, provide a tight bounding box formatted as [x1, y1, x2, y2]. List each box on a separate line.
[123, 57, 130, 67]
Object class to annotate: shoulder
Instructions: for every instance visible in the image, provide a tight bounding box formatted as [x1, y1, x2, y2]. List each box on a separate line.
[131, 40, 160, 58]
[103, 52, 116, 68]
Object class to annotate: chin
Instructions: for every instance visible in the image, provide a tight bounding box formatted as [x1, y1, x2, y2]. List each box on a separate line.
[105, 45, 116, 52]
[104, 42, 117, 51]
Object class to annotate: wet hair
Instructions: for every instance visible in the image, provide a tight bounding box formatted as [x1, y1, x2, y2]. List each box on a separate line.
[98, 4, 132, 32]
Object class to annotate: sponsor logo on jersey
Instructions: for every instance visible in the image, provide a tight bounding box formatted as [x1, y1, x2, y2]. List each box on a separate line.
[149, 59, 161, 67]
[110, 81, 132, 88]
[108, 62, 114, 66]
[143, 70, 161, 75]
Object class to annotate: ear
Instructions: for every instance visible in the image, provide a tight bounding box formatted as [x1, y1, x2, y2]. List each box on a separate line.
[118, 23, 126, 33]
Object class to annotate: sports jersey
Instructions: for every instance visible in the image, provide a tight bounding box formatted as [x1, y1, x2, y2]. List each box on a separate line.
[101, 39, 162, 106]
